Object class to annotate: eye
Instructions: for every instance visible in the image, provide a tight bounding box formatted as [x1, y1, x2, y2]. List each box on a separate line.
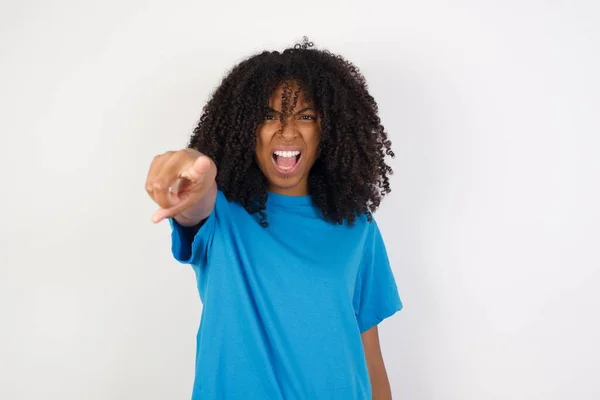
[263, 114, 276, 121]
[300, 115, 316, 121]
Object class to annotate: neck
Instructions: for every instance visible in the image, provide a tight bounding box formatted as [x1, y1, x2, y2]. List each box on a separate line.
[268, 180, 309, 196]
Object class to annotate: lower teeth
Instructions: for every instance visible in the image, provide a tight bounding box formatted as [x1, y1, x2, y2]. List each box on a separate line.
[273, 154, 300, 172]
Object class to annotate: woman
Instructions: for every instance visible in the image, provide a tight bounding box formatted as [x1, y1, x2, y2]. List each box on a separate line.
[145, 38, 402, 400]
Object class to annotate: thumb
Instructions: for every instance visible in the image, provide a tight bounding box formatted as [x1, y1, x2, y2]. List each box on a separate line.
[184, 155, 212, 182]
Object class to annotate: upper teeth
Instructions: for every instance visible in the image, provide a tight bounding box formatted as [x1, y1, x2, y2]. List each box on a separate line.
[274, 150, 300, 158]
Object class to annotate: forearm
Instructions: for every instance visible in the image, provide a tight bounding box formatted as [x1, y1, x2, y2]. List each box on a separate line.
[362, 326, 392, 400]
[370, 371, 392, 400]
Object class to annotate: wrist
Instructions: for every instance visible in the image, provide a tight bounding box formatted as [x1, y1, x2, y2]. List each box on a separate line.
[174, 211, 204, 227]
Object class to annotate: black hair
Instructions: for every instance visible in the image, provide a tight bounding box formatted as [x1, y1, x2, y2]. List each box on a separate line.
[188, 37, 394, 226]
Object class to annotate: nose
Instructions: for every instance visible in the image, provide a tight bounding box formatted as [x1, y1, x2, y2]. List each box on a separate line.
[278, 119, 298, 141]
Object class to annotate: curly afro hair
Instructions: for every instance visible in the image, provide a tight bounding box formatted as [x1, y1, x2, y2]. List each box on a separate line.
[188, 37, 394, 226]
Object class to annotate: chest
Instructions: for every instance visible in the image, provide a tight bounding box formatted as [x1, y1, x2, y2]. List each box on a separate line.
[211, 207, 366, 296]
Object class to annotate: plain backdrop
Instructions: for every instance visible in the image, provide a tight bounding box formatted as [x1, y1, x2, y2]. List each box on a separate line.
[1, 0, 599, 399]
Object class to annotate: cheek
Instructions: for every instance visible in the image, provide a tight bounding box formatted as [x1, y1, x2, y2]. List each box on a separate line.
[306, 130, 321, 159]
[255, 128, 272, 167]
[255, 129, 268, 151]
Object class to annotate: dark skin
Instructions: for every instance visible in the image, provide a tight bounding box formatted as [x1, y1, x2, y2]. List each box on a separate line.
[255, 82, 321, 196]
[256, 82, 392, 399]
[148, 81, 392, 400]
[362, 326, 393, 400]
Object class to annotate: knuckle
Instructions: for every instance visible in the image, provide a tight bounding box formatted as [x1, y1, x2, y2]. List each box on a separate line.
[154, 151, 174, 161]
[152, 180, 168, 191]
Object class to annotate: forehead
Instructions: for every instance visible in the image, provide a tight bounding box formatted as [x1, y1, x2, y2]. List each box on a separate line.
[268, 81, 313, 108]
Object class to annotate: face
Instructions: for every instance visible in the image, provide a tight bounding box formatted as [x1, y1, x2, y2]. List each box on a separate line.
[255, 82, 321, 196]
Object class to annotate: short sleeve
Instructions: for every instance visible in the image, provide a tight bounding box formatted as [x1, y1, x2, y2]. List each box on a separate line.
[353, 220, 403, 333]
[168, 192, 220, 267]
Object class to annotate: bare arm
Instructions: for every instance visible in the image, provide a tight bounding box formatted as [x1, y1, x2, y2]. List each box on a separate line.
[362, 326, 392, 400]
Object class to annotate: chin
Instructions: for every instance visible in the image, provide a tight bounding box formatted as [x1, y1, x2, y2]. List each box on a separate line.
[270, 175, 301, 188]
[267, 173, 308, 195]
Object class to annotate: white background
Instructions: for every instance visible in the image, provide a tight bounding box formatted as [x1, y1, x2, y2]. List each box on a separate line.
[1, 1, 599, 399]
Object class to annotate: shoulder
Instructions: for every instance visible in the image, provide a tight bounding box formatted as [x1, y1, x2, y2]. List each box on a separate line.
[350, 213, 379, 233]
[213, 189, 259, 225]
[215, 189, 227, 202]
[336, 213, 379, 246]
[214, 189, 238, 210]
[353, 214, 390, 253]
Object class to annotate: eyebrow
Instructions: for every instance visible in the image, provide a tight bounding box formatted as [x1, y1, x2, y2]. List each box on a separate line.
[266, 107, 316, 115]
[296, 107, 316, 114]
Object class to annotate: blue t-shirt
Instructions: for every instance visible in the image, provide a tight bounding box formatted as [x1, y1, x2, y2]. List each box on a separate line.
[170, 190, 402, 399]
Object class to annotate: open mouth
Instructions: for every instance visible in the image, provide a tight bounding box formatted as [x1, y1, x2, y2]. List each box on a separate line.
[272, 150, 302, 174]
